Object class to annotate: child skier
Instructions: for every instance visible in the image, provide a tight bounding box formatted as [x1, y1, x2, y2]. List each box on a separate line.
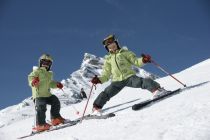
[28, 54, 66, 132]
[90, 34, 169, 115]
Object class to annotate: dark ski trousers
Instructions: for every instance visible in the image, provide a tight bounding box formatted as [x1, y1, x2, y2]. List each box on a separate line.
[81, 91, 87, 99]
[35, 95, 61, 125]
[93, 75, 160, 109]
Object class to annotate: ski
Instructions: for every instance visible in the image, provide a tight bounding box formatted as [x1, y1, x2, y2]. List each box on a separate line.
[79, 113, 115, 121]
[17, 131, 37, 139]
[132, 88, 181, 111]
[17, 120, 79, 139]
[17, 113, 115, 139]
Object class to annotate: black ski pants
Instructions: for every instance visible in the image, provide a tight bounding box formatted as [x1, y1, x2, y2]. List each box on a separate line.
[35, 95, 61, 125]
[93, 75, 160, 109]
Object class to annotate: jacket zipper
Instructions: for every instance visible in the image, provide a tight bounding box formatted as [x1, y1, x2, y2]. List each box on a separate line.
[114, 54, 123, 76]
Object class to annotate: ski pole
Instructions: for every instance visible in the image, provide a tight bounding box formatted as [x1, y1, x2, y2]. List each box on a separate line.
[151, 60, 187, 87]
[33, 99, 37, 127]
[80, 83, 95, 123]
[61, 89, 80, 115]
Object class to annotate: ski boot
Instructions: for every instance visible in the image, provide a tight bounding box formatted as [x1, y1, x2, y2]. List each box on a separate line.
[91, 106, 102, 116]
[152, 87, 170, 99]
[32, 123, 51, 132]
[51, 116, 66, 126]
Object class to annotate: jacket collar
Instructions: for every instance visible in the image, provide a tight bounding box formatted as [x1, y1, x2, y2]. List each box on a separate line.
[108, 46, 128, 55]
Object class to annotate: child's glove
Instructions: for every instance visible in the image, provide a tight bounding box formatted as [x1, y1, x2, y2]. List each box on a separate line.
[32, 77, 39, 87]
[142, 54, 152, 63]
[57, 82, 63, 89]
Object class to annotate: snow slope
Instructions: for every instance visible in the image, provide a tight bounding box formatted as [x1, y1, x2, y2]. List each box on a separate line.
[1, 58, 210, 140]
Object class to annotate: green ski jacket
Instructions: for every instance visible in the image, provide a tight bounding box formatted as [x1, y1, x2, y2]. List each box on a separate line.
[28, 67, 58, 99]
[99, 47, 144, 83]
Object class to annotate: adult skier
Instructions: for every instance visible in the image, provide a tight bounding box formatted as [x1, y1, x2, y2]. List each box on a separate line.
[90, 34, 169, 115]
[28, 54, 66, 132]
[80, 88, 87, 99]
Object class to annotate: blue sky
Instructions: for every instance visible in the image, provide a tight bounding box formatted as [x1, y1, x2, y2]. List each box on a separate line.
[0, 0, 209, 109]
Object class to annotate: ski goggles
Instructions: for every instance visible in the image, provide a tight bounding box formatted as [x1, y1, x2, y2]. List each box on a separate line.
[103, 36, 116, 46]
[40, 59, 52, 66]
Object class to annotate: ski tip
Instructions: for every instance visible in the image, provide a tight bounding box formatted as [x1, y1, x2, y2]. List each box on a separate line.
[108, 113, 116, 117]
[131, 105, 139, 111]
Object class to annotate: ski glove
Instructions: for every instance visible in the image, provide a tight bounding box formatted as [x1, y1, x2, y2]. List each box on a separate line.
[91, 75, 101, 85]
[57, 82, 63, 89]
[142, 54, 152, 63]
[31, 77, 39, 87]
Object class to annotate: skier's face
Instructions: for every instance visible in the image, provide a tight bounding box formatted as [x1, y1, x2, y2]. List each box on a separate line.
[40, 59, 52, 70]
[107, 42, 118, 53]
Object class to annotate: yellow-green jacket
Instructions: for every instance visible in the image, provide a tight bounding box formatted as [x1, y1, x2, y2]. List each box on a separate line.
[28, 67, 58, 99]
[99, 47, 144, 83]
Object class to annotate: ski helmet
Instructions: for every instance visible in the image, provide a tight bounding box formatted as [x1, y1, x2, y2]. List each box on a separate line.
[102, 34, 120, 52]
[38, 54, 53, 71]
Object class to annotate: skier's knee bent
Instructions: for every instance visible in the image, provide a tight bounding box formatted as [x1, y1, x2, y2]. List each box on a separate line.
[141, 78, 160, 92]
[93, 91, 111, 109]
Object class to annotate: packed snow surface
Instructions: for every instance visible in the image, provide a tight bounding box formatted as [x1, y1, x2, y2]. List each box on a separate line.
[1, 56, 210, 140]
